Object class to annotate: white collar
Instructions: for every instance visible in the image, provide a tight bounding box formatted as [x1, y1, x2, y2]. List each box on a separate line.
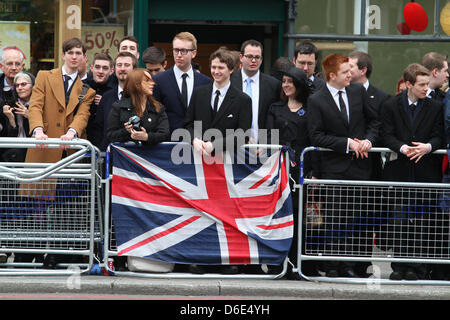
[326, 83, 346, 96]
[213, 81, 231, 96]
[62, 66, 78, 80]
[173, 65, 193, 79]
[363, 80, 370, 90]
[408, 98, 417, 106]
[242, 69, 259, 82]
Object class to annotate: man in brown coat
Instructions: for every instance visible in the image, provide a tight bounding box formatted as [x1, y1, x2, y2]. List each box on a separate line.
[21, 38, 95, 269]
[26, 37, 95, 164]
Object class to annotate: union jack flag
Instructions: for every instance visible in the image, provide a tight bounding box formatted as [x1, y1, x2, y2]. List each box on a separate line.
[110, 143, 293, 265]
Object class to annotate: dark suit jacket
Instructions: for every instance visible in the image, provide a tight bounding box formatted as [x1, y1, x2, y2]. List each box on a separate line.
[307, 83, 380, 179]
[92, 84, 120, 151]
[153, 67, 211, 134]
[445, 90, 450, 148]
[184, 83, 252, 153]
[380, 91, 444, 182]
[230, 70, 281, 131]
[311, 76, 325, 94]
[367, 84, 390, 116]
[85, 73, 115, 148]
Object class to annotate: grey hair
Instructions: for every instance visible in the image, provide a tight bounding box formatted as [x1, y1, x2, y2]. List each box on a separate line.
[14, 72, 34, 86]
[0, 47, 25, 64]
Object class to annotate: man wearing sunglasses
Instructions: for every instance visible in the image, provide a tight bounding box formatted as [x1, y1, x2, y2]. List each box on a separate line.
[153, 32, 211, 134]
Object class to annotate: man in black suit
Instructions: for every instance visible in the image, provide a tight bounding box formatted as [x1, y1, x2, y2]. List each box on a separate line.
[293, 41, 325, 94]
[420, 52, 449, 280]
[230, 39, 280, 143]
[348, 51, 390, 115]
[184, 48, 252, 274]
[421, 52, 448, 101]
[153, 32, 211, 134]
[381, 63, 445, 281]
[307, 54, 380, 278]
[348, 51, 391, 277]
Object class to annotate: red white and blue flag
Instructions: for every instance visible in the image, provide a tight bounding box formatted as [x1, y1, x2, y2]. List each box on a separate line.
[110, 143, 293, 265]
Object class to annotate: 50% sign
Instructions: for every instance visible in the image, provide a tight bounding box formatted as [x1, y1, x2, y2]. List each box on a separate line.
[84, 30, 120, 56]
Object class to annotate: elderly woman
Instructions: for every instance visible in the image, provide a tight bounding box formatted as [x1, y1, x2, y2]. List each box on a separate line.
[0, 72, 44, 265]
[1, 71, 34, 162]
[107, 68, 170, 145]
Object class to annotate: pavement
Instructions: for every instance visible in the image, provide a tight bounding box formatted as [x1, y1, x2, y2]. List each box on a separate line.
[0, 273, 450, 300]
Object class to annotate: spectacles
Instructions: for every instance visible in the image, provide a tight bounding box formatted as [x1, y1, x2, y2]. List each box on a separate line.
[173, 48, 195, 55]
[15, 82, 31, 88]
[243, 54, 262, 61]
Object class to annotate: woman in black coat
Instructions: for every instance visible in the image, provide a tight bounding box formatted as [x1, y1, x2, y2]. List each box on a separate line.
[266, 67, 318, 279]
[107, 68, 170, 146]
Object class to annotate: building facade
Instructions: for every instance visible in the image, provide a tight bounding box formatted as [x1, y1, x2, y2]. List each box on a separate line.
[1, 0, 449, 94]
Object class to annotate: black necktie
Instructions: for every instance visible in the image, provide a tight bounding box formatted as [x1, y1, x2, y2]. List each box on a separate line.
[181, 73, 188, 107]
[430, 90, 437, 99]
[213, 89, 220, 118]
[409, 103, 416, 115]
[63, 75, 71, 105]
[338, 91, 348, 124]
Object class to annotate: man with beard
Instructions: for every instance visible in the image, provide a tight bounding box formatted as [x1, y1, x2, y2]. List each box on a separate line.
[93, 52, 137, 151]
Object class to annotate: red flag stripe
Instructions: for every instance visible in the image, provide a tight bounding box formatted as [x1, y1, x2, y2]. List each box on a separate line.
[257, 220, 294, 230]
[118, 215, 201, 255]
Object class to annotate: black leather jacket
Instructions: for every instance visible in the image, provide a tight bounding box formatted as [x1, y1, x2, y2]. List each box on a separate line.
[106, 97, 170, 146]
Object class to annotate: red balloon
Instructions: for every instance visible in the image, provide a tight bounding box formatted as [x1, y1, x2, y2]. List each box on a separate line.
[397, 21, 411, 35]
[403, 2, 428, 32]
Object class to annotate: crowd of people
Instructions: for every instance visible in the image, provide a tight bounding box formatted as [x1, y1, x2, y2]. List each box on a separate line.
[0, 32, 449, 281]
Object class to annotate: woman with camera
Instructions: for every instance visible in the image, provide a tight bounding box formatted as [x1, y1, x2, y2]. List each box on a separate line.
[106, 68, 170, 145]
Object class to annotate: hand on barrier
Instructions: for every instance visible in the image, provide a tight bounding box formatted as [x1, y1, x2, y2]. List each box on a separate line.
[34, 128, 48, 149]
[248, 137, 265, 156]
[60, 130, 76, 150]
[407, 142, 431, 163]
[192, 138, 213, 156]
[349, 138, 370, 159]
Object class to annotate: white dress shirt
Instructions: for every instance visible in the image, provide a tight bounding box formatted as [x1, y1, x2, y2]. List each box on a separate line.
[61, 66, 78, 91]
[326, 83, 351, 152]
[211, 82, 230, 112]
[242, 69, 260, 142]
[173, 65, 194, 106]
[326, 83, 350, 121]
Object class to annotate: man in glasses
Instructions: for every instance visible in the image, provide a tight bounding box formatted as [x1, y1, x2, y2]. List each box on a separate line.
[0, 46, 25, 103]
[153, 32, 211, 134]
[293, 41, 325, 93]
[230, 39, 281, 144]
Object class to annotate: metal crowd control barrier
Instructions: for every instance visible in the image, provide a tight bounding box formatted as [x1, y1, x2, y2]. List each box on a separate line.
[0, 138, 100, 275]
[102, 142, 290, 279]
[296, 147, 450, 285]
